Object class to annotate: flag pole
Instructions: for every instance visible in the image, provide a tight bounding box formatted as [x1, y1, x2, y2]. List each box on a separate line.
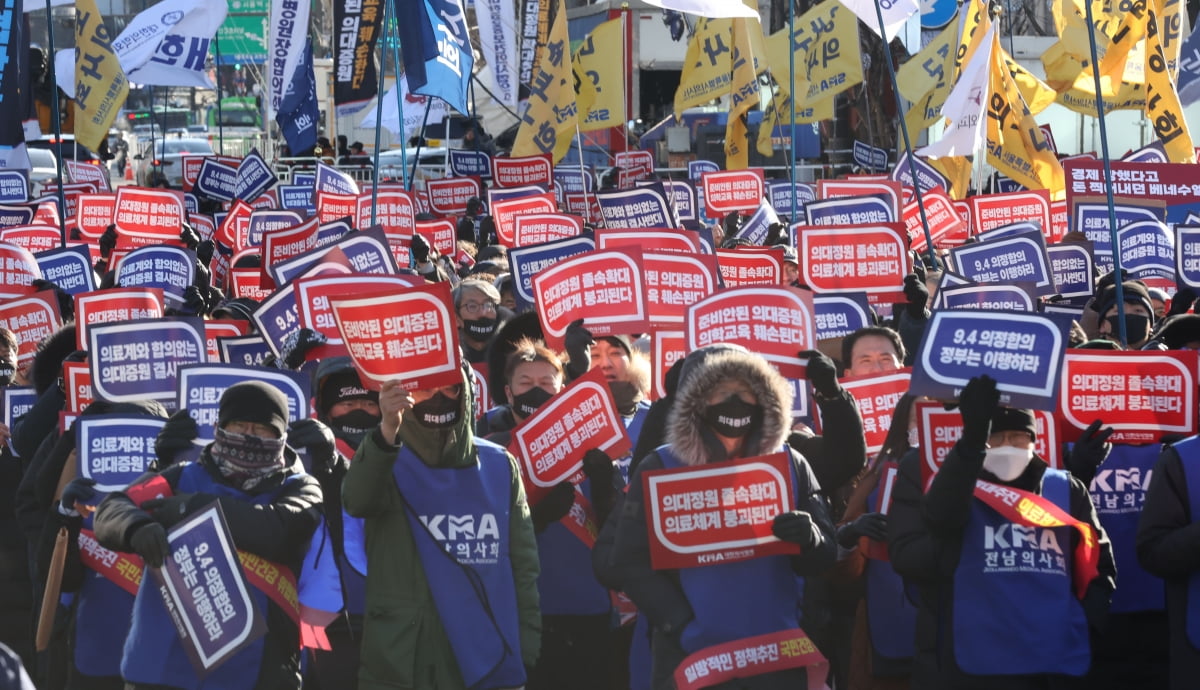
[870, 8, 939, 270]
[370, 0, 391, 228]
[215, 36, 225, 153]
[44, 0, 66, 245]
[1082, 0, 1127, 346]
[387, 4, 409, 190]
[788, 0, 797, 225]
[409, 100, 432, 188]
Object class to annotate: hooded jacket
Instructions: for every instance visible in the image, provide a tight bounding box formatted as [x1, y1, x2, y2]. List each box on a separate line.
[341, 370, 541, 690]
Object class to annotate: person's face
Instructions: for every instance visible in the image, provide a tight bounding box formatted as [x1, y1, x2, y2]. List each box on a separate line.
[456, 287, 498, 326]
[223, 420, 280, 439]
[500, 289, 517, 312]
[0, 341, 15, 366]
[329, 398, 380, 417]
[782, 263, 799, 284]
[987, 429, 1034, 449]
[1151, 298, 1167, 320]
[589, 339, 630, 382]
[506, 360, 563, 404]
[1098, 303, 1152, 341]
[847, 335, 902, 377]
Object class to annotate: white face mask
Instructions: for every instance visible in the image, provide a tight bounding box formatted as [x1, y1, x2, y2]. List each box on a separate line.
[983, 446, 1034, 481]
[907, 427, 920, 449]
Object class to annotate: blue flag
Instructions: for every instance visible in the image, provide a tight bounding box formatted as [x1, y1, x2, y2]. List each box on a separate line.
[411, 0, 474, 114]
[277, 39, 320, 156]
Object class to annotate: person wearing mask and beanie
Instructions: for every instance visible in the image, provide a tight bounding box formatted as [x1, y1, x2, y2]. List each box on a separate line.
[889, 376, 1115, 689]
[342, 367, 541, 690]
[1095, 280, 1158, 349]
[611, 346, 837, 689]
[453, 279, 508, 365]
[93, 382, 324, 690]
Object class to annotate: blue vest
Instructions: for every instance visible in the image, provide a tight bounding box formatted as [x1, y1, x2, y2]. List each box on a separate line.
[121, 463, 300, 690]
[953, 469, 1090, 677]
[1174, 436, 1200, 649]
[297, 516, 352, 616]
[75, 516, 135, 677]
[658, 444, 803, 653]
[536, 474, 612, 616]
[1087, 443, 1164, 613]
[392, 440, 525, 689]
[864, 484, 916, 661]
[617, 402, 652, 484]
[339, 510, 368, 615]
[629, 614, 652, 690]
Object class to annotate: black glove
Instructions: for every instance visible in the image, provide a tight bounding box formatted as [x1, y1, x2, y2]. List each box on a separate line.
[957, 375, 1000, 450]
[799, 349, 840, 398]
[99, 224, 119, 259]
[771, 511, 820, 550]
[1169, 286, 1198, 317]
[279, 327, 327, 370]
[179, 224, 200, 251]
[141, 495, 195, 529]
[765, 222, 786, 246]
[179, 285, 209, 316]
[60, 477, 97, 514]
[1065, 419, 1114, 484]
[411, 233, 432, 264]
[903, 273, 930, 318]
[581, 448, 614, 484]
[155, 409, 199, 468]
[288, 418, 337, 473]
[564, 319, 595, 379]
[196, 239, 215, 266]
[836, 512, 888, 548]
[532, 481, 576, 532]
[130, 522, 171, 568]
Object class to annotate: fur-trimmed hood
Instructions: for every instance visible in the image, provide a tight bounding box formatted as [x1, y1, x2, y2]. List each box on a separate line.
[667, 346, 793, 466]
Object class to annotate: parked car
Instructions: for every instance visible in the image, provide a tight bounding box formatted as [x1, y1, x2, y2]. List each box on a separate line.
[134, 137, 214, 188]
[26, 135, 112, 188]
[27, 147, 59, 196]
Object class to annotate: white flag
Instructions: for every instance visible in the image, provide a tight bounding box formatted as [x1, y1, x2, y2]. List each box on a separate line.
[918, 25, 994, 159]
[639, 0, 758, 18]
[474, 0, 519, 108]
[360, 76, 449, 141]
[840, 0, 919, 40]
[112, 0, 227, 86]
[267, 0, 311, 116]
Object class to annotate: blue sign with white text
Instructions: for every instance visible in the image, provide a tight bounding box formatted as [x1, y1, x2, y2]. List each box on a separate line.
[1118, 219, 1175, 280]
[449, 149, 491, 178]
[176, 364, 310, 444]
[35, 245, 95, 295]
[88, 317, 206, 405]
[508, 235, 595, 310]
[813, 293, 872, 340]
[949, 231, 1056, 296]
[1046, 243, 1095, 300]
[76, 415, 166, 493]
[806, 196, 895, 225]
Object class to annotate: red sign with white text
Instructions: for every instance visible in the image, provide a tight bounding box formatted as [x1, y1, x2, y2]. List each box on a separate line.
[1058, 351, 1198, 444]
[837, 369, 912, 455]
[533, 248, 648, 350]
[643, 453, 799, 570]
[818, 179, 902, 220]
[492, 192, 558, 247]
[230, 268, 273, 301]
[716, 248, 783, 287]
[262, 217, 320, 285]
[686, 287, 815, 379]
[356, 189, 416, 246]
[1, 225, 62, 254]
[203, 320, 248, 361]
[1049, 200, 1068, 244]
[797, 224, 908, 304]
[74, 288, 166, 349]
[644, 251, 718, 329]
[317, 191, 358, 226]
[596, 228, 702, 254]
[74, 193, 116, 240]
[0, 292, 62, 365]
[917, 401, 1061, 488]
[492, 154, 553, 188]
[216, 200, 253, 249]
[968, 189, 1051, 236]
[652, 330, 687, 400]
[513, 213, 583, 247]
[905, 186, 967, 253]
[113, 188, 186, 240]
[63, 361, 93, 414]
[701, 169, 765, 216]
[415, 218, 457, 257]
[295, 274, 423, 345]
[563, 193, 603, 224]
[426, 177, 481, 215]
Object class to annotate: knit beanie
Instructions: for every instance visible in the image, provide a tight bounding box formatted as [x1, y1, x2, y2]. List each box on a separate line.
[217, 381, 289, 438]
[991, 407, 1037, 441]
[319, 369, 378, 417]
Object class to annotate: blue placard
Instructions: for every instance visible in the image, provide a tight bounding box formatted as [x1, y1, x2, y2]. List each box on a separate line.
[595, 186, 674, 228]
[1073, 202, 1165, 267]
[1047, 243, 1095, 300]
[1118, 219, 1175, 280]
[948, 230, 1056, 296]
[2, 386, 36, 456]
[736, 200, 779, 245]
[788, 378, 813, 422]
[939, 283, 1037, 312]
[661, 180, 697, 222]
[184, 193, 199, 215]
[88, 317, 206, 405]
[76, 414, 166, 493]
[813, 293, 872, 340]
[195, 159, 238, 202]
[176, 364, 310, 444]
[235, 150, 277, 201]
[992, 174, 1025, 194]
[852, 140, 888, 171]
[767, 182, 813, 222]
[1176, 225, 1200, 289]
[117, 245, 196, 306]
[805, 195, 895, 225]
[314, 218, 352, 248]
[449, 149, 492, 178]
[910, 310, 1069, 410]
[488, 184, 548, 206]
[330, 226, 397, 275]
[250, 285, 299, 359]
[217, 335, 272, 367]
[246, 211, 303, 248]
[279, 185, 315, 213]
[687, 160, 719, 183]
[507, 235, 596, 310]
[291, 172, 316, 187]
[315, 162, 358, 194]
[155, 503, 267, 676]
[974, 220, 1042, 243]
[0, 205, 35, 227]
[554, 166, 594, 194]
[889, 152, 949, 192]
[1122, 141, 1168, 163]
[0, 171, 28, 203]
[35, 244, 96, 295]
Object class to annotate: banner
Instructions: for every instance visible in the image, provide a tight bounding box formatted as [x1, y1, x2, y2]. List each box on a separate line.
[409, 0, 473, 114]
[676, 18, 736, 114]
[686, 287, 814, 378]
[76, 414, 166, 492]
[764, 0, 862, 112]
[74, 288, 165, 348]
[1144, 9, 1194, 163]
[176, 364, 309, 444]
[88, 317, 206, 405]
[267, 0, 310, 117]
[533, 248, 648, 350]
[701, 170, 764, 217]
[115, 245, 196, 307]
[276, 38, 319, 156]
[642, 453, 799, 570]
[796, 224, 908, 303]
[673, 629, 829, 690]
[474, 0, 519, 107]
[948, 230, 1055, 296]
[1058, 351, 1197, 444]
[113, 0, 225, 87]
[74, 0, 129, 152]
[511, 0, 577, 162]
[333, 0, 382, 115]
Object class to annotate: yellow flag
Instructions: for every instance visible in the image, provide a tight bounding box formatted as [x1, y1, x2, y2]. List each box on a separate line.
[928, 156, 972, 200]
[903, 0, 990, 133]
[897, 21, 955, 104]
[574, 19, 625, 133]
[512, 0, 578, 162]
[726, 16, 760, 169]
[675, 18, 735, 114]
[1145, 7, 1194, 161]
[74, 0, 128, 153]
[985, 31, 1063, 195]
[1002, 51, 1057, 115]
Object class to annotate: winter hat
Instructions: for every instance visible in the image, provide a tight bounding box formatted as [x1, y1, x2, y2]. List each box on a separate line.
[319, 368, 378, 416]
[217, 381, 289, 438]
[1157, 313, 1200, 349]
[990, 407, 1037, 441]
[1097, 281, 1156, 322]
[599, 334, 634, 357]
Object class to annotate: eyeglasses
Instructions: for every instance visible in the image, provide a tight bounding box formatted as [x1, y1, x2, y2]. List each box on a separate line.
[460, 300, 498, 316]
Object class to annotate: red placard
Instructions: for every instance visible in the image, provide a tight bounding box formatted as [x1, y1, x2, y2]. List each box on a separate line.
[203, 320, 248, 361]
[532, 248, 648, 351]
[596, 228, 702, 254]
[796, 224, 909, 304]
[356, 189, 416, 246]
[652, 330, 687, 400]
[1058, 351, 1198, 444]
[563, 193, 603, 224]
[0, 242, 41, 298]
[329, 282, 462, 391]
[229, 268, 272, 300]
[63, 361, 93, 414]
[470, 362, 492, 415]
[1, 225, 61, 254]
[415, 218, 457, 257]
[818, 179, 902, 220]
[917, 401, 1061, 489]
[414, 189, 431, 215]
[615, 150, 655, 187]
[905, 186, 967, 253]
[0, 291, 62, 365]
[262, 217, 320, 286]
[953, 200, 972, 235]
[113, 188, 187, 240]
[295, 274, 423, 345]
[968, 189, 1052, 236]
[1048, 199, 1068, 244]
[182, 154, 241, 190]
[685, 286, 814, 379]
[73, 288, 165, 349]
[426, 177, 482, 215]
[74, 193, 116, 240]
[491, 154, 553, 188]
[642, 453, 799, 570]
[509, 368, 633, 503]
[716, 248, 783, 287]
[492, 192, 558, 247]
[512, 213, 583, 246]
[317, 191, 358, 226]
[216, 200, 253, 249]
[701, 169, 765, 216]
[836, 369, 912, 455]
[644, 251, 718, 329]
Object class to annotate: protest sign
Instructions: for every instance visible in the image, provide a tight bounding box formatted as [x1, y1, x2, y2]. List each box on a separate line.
[1176, 226, 1200, 289]
[796, 224, 908, 303]
[974, 221, 1043, 243]
[63, 361, 93, 415]
[2, 387, 36, 455]
[686, 287, 814, 379]
[491, 192, 558, 247]
[837, 369, 912, 455]
[1117, 220, 1175, 281]
[890, 152, 950, 192]
[246, 211, 303, 249]
[512, 213, 583, 246]
[853, 141, 889, 171]
[34, 245, 95, 295]
[0, 206, 35, 228]
[113, 188, 186, 240]
[615, 150, 654, 179]
[492, 154, 553, 188]
[234, 150, 275, 202]
[0, 171, 28, 203]
[203, 321, 248, 361]
[154, 504, 267, 676]
[330, 282, 461, 391]
[316, 191, 358, 226]
[643, 251, 719, 329]
[1071, 200, 1164, 270]
[449, 149, 491, 178]
[269, 227, 396, 287]
[904, 186, 968, 252]
[813, 293, 873, 340]
[426, 177, 482, 215]
[294, 274, 422, 346]
[115, 245, 196, 307]
[1058, 351, 1198, 444]
[0, 291, 61, 366]
[216, 201, 254, 250]
[595, 187, 675, 229]
[715, 248, 784, 287]
[88, 317, 206, 405]
[229, 269, 272, 301]
[509, 368, 632, 504]
[0, 225, 60, 254]
[76, 415, 166, 493]
[1047, 243, 1095, 300]
[968, 189, 1051, 236]
[0, 242, 41, 298]
[507, 235, 595, 310]
[701, 169, 765, 217]
[315, 162, 359, 195]
[194, 159, 238, 202]
[278, 185, 314, 213]
[74, 193, 116, 240]
[74, 288, 165, 349]
[554, 166, 594, 195]
[949, 230, 1056, 296]
[939, 282, 1037, 312]
[218, 336, 272, 368]
[656, 180, 697, 222]
[910, 310, 1068, 410]
[652, 331, 687, 400]
[818, 180, 902, 219]
[415, 218, 458, 257]
[642, 453, 799, 570]
[917, 402, 1061, 488]
[806, 195, 895, 225]
[356, 189, 416, 246]
[1048, 200, 1068, 243]
[596, 228, 702, 254]
[176, 365, 310, 444]
[1064, 160, 1200, 223]
[767, 181, 815, 219]
[562, 192, 603, 225]
[533, 248, 648, 350]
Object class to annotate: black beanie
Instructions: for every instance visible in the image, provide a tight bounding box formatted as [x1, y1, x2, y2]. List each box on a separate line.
[319, 370, 378, 416]
[217, 381, 289, 438]
[991, 407, 1037, 441]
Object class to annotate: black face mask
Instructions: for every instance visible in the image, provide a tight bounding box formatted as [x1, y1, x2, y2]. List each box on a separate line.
[412, 392, 460, 429]
[702, 394, 763, 439]
[1106, 314, 1152, 344]
[0, 361, 14, 387]
[329, 409, 380, 447]
[463, 317, 498, 341]
[512, 386, 554, 419]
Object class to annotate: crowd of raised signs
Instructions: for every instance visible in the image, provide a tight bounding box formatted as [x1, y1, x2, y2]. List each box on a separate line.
[2, 144, 1200, 690]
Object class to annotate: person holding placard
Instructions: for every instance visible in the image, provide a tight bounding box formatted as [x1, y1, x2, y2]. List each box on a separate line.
[889, 376, 1115, 689]
[611, 346, 837, 689]
[342, 368, 541, 690]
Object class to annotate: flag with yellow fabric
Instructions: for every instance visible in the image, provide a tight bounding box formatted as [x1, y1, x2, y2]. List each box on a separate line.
[574, 19, 625, 132]
[901, 0, 989, 133]
[985, 30, 1063, 195]
[74, 0, 128, 152]
[675, 18, 736, 114]
[1145, 7, 1194, 161]
[512, 0, 577, 162]
[725, 14, 760, 169]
